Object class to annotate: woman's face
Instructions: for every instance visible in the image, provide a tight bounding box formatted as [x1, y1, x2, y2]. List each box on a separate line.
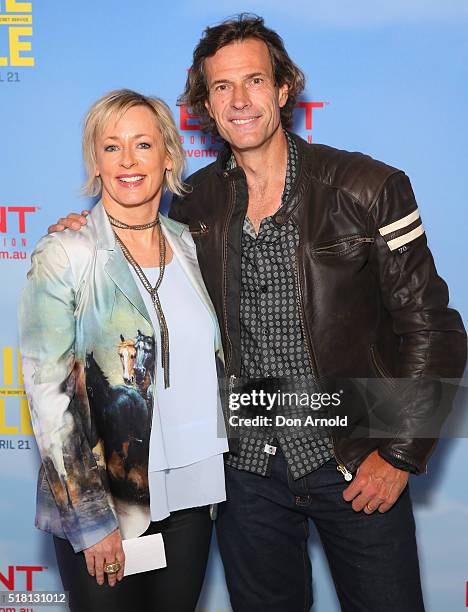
[94, 105, 172, 210]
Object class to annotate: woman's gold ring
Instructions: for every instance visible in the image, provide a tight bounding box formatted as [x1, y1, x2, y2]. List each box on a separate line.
[103, 561, 121, 574]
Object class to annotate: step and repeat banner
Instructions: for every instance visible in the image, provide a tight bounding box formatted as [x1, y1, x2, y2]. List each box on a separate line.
[1, 1, 467, 610]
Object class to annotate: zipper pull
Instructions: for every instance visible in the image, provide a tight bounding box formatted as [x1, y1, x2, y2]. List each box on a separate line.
[228, 374, 236, 396]
[337, 464, 353, 481]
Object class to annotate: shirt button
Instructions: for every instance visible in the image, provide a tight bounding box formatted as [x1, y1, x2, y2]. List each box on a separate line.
[222, 171, 229, 178]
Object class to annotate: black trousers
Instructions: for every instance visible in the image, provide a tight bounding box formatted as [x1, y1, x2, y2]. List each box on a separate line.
[53, 506, 212, 612]
[216, 448, 425, 612]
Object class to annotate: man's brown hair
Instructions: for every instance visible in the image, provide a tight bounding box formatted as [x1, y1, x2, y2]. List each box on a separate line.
[180, 13, 305, 135]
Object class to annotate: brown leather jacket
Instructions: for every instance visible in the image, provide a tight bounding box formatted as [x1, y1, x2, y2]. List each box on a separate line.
[169, 132, 466, 475]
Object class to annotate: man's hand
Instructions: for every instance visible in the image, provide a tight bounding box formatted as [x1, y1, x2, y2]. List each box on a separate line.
[342, 450, 409, 514]
[48, 210, 89, 234]
[83, 528, 125, 587]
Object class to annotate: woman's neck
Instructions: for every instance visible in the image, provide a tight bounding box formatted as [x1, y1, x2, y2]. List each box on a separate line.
[103, 197, 172, 267]
[102, 196, 160, 227]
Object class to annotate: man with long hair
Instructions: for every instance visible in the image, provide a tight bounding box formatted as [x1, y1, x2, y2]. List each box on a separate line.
[169, 14, 466, 612]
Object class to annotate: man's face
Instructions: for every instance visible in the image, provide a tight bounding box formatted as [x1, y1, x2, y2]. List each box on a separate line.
[204, 38, 289, 152]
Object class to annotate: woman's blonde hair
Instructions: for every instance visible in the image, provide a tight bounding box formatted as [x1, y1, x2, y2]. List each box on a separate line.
[82, 89, 186, 197]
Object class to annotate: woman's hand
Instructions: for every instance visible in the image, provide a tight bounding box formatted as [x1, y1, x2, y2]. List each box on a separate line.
[83, 528, 125, 586]
[48, 210, 89, 233]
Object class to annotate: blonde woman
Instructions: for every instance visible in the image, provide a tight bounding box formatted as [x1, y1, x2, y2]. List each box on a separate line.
[19, 90, 227, 612]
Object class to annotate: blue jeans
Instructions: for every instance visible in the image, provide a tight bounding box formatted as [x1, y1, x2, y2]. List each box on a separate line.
[216, 448, 425, 612]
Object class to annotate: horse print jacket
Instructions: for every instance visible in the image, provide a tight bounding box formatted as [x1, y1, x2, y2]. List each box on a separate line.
[19, 201, 225, 552]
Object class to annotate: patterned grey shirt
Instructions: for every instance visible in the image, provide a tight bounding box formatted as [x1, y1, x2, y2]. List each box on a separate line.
[225, 133, 334, 479]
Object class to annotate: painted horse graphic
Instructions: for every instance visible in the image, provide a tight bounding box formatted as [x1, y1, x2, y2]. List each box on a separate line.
[85, 352, 152, 502]
[133, 330, 155, 404]
[118, 335, 137, 385]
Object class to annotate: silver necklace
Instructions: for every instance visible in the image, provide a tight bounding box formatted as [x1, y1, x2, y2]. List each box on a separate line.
[111, 215, 170, 389]
[108, 212, 160, 231]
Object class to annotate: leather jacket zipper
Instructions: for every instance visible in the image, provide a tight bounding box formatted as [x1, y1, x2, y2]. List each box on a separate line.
[336, 464, 353, 481]
[189, 221, 209, 236]
[312, 236, 374, 255]
[228, 373, 236, 397]
[292, 220, 353, 481]
[293, 249, 318, 387]
[222, 179, 236, 374]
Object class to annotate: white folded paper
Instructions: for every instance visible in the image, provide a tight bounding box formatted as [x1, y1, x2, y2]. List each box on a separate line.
[122, 533, 167, 576]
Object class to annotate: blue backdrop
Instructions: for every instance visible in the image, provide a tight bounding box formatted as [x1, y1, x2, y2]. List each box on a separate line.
[1, 1, 467, 610]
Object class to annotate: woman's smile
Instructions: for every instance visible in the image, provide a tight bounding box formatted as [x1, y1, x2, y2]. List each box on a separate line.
[115, 173, 147, 188]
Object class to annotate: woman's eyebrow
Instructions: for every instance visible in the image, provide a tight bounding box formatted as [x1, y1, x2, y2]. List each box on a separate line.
[103, 133, 152, 140]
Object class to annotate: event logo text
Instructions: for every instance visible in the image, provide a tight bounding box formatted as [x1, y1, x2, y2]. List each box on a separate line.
[0, 0, 34, 67]
[179, 99, 327, 158]
[0, 566, 44, 591]
[0, 205, 37, 260]
[0, 347, 32, 437]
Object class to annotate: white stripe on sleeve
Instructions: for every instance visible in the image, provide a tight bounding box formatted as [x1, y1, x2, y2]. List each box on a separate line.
[379, 209, 420, 237]
[386, 224, 425, 251]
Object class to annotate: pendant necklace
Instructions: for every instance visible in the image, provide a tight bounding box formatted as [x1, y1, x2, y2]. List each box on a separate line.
[108, 212, 170, 388]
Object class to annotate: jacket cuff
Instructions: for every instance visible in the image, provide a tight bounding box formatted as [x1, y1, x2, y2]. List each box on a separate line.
[377, 447, 421, 474]
[64, 509, 119, 553]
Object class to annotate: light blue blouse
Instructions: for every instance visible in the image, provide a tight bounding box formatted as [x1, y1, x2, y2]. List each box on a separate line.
[129, 256, 226, 521]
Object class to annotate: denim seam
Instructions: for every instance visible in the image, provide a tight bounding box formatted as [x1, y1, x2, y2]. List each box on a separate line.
[303, 520, 309, 612]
